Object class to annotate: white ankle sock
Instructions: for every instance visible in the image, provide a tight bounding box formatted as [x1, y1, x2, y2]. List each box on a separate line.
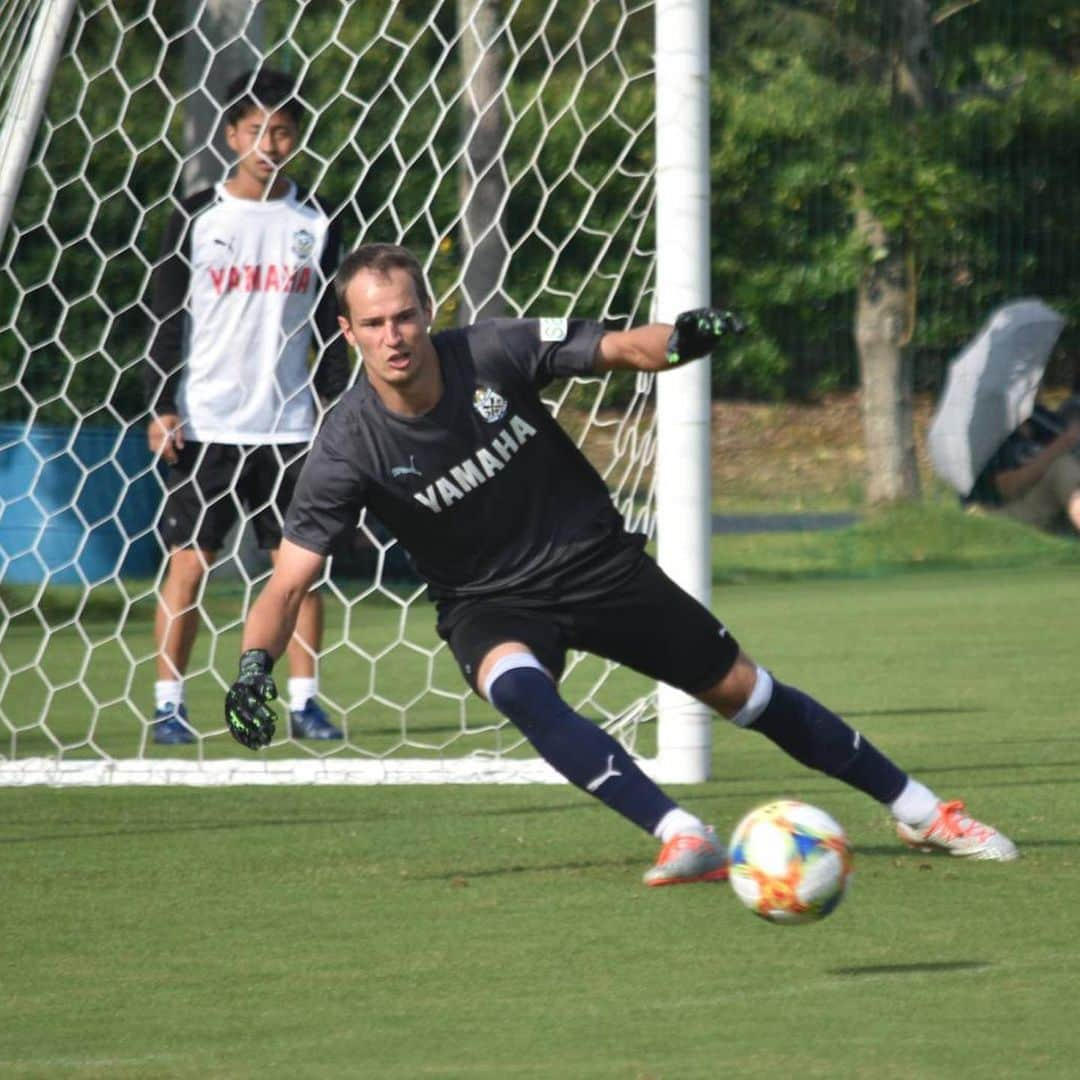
[654, 808, 706, 842]
[288, 677, 318, 713]
[889, 778, 939, 827]
[154, 680, 183, 711]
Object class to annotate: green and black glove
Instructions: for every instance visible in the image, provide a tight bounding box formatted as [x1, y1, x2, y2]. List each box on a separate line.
[224, 649, 278, 750]
[665, 308, 745, 365]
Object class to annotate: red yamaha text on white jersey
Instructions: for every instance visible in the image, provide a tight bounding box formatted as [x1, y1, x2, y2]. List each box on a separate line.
[207, 263, 314, 296]
[151, 180, 341, 444]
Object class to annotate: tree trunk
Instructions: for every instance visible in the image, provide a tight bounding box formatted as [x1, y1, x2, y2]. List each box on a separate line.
[457, 0, 507, 324]
[852, 0, 936, 503]
[893, 0, 941, 112]
[183, 0, 266, 580]
[854, 200, 920, 503]
[182, 0, 264, 196]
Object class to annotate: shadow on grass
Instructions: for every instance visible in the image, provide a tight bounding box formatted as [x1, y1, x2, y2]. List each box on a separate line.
[463, 799, 590, 818]
[848, 836, 1078, 857]
[407, 854, 647, 881]
[843, 706, 986, 719]
[903, 760, 1080, 776]
[852, 844, 965, 857]
[828, 961, 990, 977]
[0, 814, 378, 844]
[979, 837, 1080, 851]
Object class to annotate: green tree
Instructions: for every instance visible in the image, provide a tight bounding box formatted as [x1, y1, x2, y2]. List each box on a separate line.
[0, 1, 188, 426]
[708, 0, 1080, 499]
[3, 0, 1076, 458]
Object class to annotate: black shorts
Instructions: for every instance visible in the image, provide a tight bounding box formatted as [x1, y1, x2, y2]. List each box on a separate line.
[159, 441, 309, 552]
[436, 549, 739, 696]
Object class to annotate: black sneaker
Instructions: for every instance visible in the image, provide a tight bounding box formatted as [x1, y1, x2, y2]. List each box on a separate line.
[152, 703, 196, 745]
[289, 699, 343, 740]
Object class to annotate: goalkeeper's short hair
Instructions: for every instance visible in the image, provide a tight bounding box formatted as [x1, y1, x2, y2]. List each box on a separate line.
[335, 244, 432, 317]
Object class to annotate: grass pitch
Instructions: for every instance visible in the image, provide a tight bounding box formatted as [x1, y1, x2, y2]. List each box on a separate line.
[3, 563, 1079, 1077]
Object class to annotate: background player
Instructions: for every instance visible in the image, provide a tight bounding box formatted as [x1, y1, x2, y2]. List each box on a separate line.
[145, 68, 349, 744]
[224, 243, 1017, 877]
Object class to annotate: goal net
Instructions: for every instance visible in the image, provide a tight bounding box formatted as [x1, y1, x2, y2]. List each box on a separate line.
[0, 0, 712, 786]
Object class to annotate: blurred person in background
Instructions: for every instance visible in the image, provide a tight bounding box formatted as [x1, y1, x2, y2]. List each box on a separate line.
[144, 68, 349, 744]
[967, 399, 1080, 535]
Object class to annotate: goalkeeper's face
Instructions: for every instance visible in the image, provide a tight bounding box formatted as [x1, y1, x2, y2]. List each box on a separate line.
[337, 268, 438, 408]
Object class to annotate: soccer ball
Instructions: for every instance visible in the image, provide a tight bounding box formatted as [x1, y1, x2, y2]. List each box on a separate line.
[727, 800, 853, 925]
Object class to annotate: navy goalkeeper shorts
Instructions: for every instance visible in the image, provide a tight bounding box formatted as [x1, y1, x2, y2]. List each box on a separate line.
[437, 546, 739, 695]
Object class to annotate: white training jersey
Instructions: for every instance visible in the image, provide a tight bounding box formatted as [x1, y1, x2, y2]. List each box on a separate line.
[147, 180, 347, 444]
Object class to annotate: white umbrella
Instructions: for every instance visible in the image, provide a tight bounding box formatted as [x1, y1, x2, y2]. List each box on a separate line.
[928, 299, 1066, 496]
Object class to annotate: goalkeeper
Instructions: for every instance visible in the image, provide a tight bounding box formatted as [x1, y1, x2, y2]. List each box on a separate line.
[226, 243, 1017, 880]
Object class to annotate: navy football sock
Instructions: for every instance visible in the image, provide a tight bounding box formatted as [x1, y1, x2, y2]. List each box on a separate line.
[488, 666, 676, 835]
[748, 680, 907, 804]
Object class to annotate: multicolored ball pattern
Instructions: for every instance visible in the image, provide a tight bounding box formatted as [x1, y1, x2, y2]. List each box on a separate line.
[728, 800, 853, 925]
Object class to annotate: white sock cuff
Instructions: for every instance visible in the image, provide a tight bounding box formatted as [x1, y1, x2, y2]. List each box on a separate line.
[154, 680, 184, 711]
[481, 652, 548, 700]
[889, 778, 939, 827]
[730, 666, 774, 728]
[288, 677, 319, 712]
[654, 808, 706, 842]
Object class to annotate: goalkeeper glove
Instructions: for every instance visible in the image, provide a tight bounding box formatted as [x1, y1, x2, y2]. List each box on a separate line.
[665, 308, 745, 365]
[224, 649, 278, 750]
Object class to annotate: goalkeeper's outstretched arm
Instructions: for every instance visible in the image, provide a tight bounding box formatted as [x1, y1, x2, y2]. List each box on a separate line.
[243, 540, 327, 660]
[595, 307, 744, 373]
[595, 322, 672, 372]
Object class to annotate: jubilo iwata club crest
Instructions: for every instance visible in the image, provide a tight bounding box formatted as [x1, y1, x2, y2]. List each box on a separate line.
[473, 386, 508, 423]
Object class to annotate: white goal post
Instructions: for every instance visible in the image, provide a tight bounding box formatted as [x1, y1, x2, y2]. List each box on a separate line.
[0, 0, 712, 786]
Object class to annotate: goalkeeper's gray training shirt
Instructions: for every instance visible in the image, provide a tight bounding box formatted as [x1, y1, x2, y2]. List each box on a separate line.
[283, 317, 635, 601]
